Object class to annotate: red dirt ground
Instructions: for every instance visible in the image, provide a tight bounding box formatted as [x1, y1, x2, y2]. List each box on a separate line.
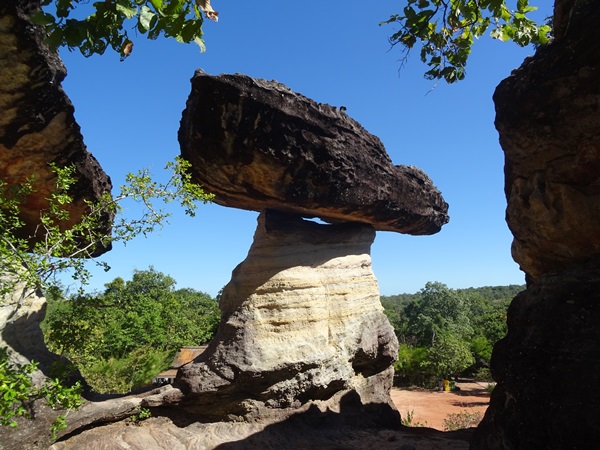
[391, 381, 492, 430]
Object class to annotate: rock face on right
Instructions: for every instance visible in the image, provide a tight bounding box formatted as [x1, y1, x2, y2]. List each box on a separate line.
[472, 0, 600, 448]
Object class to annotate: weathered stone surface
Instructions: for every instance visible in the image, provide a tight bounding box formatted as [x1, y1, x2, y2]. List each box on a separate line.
[0, 0, 112, 246]
[495, 0, 600, 282]
[179, 71, 449, 235]
[175, 210, 399, 421]
[0, 1, 111, 430]
[473, 1, 600, 448]
[472, 260, 600, 449]
[0, 279, 53, 377]
[50, 400, 474, 450]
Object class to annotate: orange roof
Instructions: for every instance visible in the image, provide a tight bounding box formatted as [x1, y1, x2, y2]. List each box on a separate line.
[156, 345, 208, 378]
[171, 345, 208, 368]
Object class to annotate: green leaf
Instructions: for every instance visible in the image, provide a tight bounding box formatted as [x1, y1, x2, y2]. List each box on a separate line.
[150, 0, 164, 10]
[116, 2, 138, 20]
[30, 12, 56, 26]
[138, 6, 156, 32]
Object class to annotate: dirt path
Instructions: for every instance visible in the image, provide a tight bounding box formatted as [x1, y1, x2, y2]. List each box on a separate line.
[391, 381, 491, 430]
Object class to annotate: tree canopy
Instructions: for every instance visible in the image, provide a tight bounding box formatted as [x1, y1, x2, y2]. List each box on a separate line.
[382, 0, 552, 83]
[43, 267, 220, 393]
[382, 282, 523, 385]
[33, 0, 218, 59]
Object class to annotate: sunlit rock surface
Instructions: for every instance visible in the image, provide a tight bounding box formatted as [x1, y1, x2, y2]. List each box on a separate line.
[179, 71, 449, 235]
[0, 0, 111, 362]
[0, 4, 112, 447]
[176, 210, 399, 421]
[0, 0, 111, 245]
[473, 0, 600, 448]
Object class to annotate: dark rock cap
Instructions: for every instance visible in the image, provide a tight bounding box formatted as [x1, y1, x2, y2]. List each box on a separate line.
[179, 71, 449, 235]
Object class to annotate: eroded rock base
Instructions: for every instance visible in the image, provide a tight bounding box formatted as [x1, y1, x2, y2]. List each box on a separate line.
[175, 210, 399, 423]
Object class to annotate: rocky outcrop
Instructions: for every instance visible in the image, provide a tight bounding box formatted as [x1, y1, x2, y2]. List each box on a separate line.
[473, 261, 600, 449]
[179, 71, 449, 235]
[472, 0, 600, 448]
[0, 0, 112, 245]
[171, 70, 449, 436]
[0, 280, 54, 379]
[495, 0, 600, 282]
[174, 210, 399, 422]
[0, 0, 110, 379]
[50, 399, 474, 450]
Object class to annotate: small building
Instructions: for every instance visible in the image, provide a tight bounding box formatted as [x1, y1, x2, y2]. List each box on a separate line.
[153, 345, 208, 385]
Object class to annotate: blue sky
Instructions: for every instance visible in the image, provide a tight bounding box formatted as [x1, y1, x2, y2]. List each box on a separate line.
[57, 1, 552, 297]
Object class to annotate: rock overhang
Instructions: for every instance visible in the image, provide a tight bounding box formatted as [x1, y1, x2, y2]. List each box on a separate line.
[0, 0, 113, 255]
[179, 70, 449, 235]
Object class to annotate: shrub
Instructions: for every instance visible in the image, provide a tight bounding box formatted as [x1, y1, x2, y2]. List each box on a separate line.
[443, 410, 484, 431]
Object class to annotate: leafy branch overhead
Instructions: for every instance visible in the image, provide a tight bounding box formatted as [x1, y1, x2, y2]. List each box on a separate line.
[0, 158, 213, 295]
[32, 0, 219, 59]
[382, 0, 552, 83]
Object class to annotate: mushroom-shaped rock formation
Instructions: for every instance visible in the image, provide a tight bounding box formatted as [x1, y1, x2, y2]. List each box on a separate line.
[0, 0, 111, 375]
[179, 70, 449, 234]
[472, 0, 600, 448]
[173, 72, 449, 425]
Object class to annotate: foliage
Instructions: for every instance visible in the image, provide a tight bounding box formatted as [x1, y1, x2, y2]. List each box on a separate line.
[0, 348, 83, 439]
[406, 282, 474, 347]
[383, 283, 522, 385]
[130, 406, 152, 424]
[78, 347, 173, 394]
[425, 332, 474, 379]
[381, 0, 552, 83]
[394, 344, 431, 385]
[401, 408, 428, 427]
[442, 409, 484, 430]
[32, 0, 218, 59]
[0, 157, 213, 297]
[43, 268, 220, 394]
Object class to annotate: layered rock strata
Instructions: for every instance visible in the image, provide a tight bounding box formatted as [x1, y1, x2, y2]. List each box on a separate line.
[179, 70, 449, 235]
[175, 210, 399, 422]
[173, 71, 449, 429]
[472, 0, 600, 448]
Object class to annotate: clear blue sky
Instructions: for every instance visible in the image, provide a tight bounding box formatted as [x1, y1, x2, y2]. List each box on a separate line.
[57, 1, 552, 297]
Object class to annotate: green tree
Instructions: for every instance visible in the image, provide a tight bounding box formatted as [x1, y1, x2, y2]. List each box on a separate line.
[407, 282, 473, 347]
[0, 158, 213, 297]
[381, 0, 552, 82]
[383, 282, 517, 385]
[425, 332, 475, 379]
[43, 268, 220, 393]
[32, 0, 218, 59]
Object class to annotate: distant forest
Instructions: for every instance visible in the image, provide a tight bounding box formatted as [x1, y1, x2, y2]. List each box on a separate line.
[381, 284, 526, 307]
[381, 283, 526, 386]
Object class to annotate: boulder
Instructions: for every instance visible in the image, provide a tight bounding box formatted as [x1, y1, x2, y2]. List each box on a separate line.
[473, 260, 600, 449]
[473, 0, 600, 447]
[174, 210, 399, 422]
[179, 71, 449, 235]
[494, 0, 600, 282]
[0, 0, 112, 247]
[0, 0, 111, 385]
